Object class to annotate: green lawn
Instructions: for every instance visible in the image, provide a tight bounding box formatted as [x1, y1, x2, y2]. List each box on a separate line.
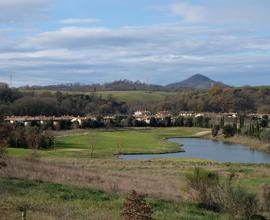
[0, 177, 230, 220]
[97, 90, 176, 102]
[8, 127, 207, 158]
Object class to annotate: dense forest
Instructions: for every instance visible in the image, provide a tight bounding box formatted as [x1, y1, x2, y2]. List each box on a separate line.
[1, 83, 270, 116]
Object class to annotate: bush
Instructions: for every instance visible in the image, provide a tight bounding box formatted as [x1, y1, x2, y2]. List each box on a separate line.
[122, 190, 153, 220]
[222, 124, 236, 138]
[224, 185, 258, 219]
[186, 168, 260, 219]
[260, 184, 270, 213]
[186, 168, 223, 211]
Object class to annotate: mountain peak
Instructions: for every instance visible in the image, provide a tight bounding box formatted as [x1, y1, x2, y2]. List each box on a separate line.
[189, 74, 211, 80]
[166, 74, 226, 90]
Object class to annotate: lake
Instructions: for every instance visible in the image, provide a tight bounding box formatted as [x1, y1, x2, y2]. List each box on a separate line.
[120, 138, 270, 164]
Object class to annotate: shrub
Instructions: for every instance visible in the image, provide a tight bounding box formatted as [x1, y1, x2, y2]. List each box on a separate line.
[8, 127, 54, 149]
[260, 184, 270, 213]
[224, 185, 258, 219]
[186, 168, 223, 212]
[186, 168, 260, 219]
[122, 190, 153, 220]
[222, 124, 236, 138]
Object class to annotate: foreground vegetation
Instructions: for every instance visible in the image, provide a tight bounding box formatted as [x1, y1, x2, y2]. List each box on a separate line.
[1, 157, 270, 219]
[0, 177, 232, 220]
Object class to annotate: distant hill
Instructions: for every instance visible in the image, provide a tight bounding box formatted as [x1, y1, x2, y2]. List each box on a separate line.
[166, 74, 227, 90]
[21, 80, 164, 92]
[20, 74, 229, 92]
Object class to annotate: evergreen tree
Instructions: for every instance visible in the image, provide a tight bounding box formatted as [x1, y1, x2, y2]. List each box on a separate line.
[220, 117, 225, 128]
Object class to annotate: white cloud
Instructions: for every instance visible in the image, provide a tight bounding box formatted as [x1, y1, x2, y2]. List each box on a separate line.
[170, 3, 206, 23]
[169, 0, 270, 26]
[59, 18, 101, 25]
[1, 22, 270, 86]
[0, 0, 50, 24]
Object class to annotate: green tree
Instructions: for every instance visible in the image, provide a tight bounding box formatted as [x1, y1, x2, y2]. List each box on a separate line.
[261, 115, 269, 128]
[239, 114, 245, 129]
[149, 117, 157, 127]
[212, 125, 220, 137]
[220, 117, 225, 128]
[222, 124, 236, 138]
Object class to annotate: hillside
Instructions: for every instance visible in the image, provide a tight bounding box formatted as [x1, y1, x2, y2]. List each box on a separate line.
[166, 74, 227, 90]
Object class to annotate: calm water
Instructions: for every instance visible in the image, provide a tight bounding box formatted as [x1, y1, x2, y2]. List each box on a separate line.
[120, 138, 270, 164]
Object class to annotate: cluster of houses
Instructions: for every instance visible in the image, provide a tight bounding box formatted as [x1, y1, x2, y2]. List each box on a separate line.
[5, 111, 268, 127]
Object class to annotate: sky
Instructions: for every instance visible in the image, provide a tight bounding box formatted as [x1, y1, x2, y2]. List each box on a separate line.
[0, 0, 269, 86]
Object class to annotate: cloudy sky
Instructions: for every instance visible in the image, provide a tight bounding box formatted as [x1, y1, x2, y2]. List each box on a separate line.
[0, 0, 269, 86]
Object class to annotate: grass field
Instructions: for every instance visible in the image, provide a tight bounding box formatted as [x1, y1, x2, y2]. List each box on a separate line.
[0, 177, 231, 220]
[21, 89, 176, 102]
[1, 158, 270, 219]
[8, 127, 207, 158]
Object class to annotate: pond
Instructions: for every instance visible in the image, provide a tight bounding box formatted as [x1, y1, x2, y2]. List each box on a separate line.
[120, 138, 270, 164]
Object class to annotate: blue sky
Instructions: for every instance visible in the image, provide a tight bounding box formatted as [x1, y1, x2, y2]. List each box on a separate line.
[0, 0, 269, 86]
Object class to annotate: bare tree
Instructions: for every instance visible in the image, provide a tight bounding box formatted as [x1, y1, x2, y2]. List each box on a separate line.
[89, 133, 96, 159]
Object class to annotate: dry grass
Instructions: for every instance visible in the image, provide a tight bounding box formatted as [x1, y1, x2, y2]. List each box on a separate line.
[1, 157, 270, 202]
[0, 158, 184, 201]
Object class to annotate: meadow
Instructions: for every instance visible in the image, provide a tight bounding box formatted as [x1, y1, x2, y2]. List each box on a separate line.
[21, 89, 176, 103]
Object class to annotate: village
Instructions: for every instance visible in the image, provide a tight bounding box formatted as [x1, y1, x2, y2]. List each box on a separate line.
[4, 111, 268, 128]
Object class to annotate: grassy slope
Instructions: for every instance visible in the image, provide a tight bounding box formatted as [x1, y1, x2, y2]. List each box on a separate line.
[21, 89, 176, 102]
[8, 127, 207, 158]
[0, 177, 230, 220]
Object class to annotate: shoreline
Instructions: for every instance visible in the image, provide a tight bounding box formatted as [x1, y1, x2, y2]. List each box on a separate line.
[203, 134, 270, 154]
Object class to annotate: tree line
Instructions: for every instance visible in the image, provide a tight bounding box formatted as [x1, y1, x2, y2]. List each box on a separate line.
[212, 114, 270, 146]
[131, 86, 270, 114]
[1, 83, 270, 116]
[0, 84, 127, 116]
